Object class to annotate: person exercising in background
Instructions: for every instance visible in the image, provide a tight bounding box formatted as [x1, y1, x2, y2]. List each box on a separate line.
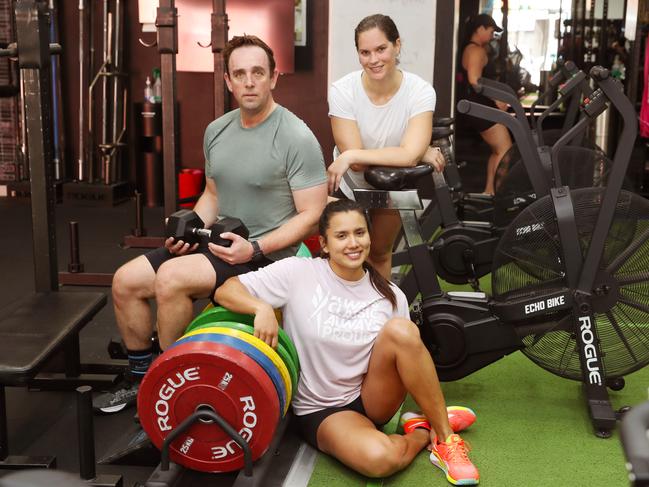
[456, 13, 513, 195]
[93, 34, 328, 414]
[216, 199, 479, 485]
[327, 14, 446, 280]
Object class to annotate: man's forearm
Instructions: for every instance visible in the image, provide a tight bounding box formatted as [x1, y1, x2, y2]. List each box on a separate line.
[256, 209, 321, 255]
[192, 192, 219, 227]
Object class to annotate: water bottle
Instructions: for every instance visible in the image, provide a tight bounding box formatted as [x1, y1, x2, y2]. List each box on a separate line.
[144, 76, 154, 103]
[152, 68, 162, 103]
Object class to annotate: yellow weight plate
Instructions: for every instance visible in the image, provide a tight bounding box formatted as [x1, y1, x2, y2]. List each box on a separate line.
[182, 326, 292, 409]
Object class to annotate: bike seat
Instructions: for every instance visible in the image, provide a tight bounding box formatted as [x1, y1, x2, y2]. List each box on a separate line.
[364, 165, 433, 190]
[432, 127, 454, 141]
[433, 117, 454, 127]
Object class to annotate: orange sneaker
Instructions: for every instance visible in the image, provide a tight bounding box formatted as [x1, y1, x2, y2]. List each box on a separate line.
[430, 434, 479, 485]
[447, 406, 476, 433]
[400, 411, 431, 434]
[400, 407, 477, 435]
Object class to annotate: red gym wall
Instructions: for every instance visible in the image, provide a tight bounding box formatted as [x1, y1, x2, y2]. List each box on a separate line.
[57, 0, 333, 186]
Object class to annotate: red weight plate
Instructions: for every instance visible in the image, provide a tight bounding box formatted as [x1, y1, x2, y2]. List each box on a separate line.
[137, 340, 280, 472]
[173, 332, 288, 416]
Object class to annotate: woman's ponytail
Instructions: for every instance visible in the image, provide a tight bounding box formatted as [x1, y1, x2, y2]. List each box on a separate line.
[363, 262, 397, 309]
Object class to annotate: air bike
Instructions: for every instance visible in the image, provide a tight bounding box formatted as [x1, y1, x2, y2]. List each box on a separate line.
[393, 69, 616, 300]
[356, 66, 647, 438]
[465, 64, 608, 230]
[434, 60, 600, 228]
[489, 61, 606, 228]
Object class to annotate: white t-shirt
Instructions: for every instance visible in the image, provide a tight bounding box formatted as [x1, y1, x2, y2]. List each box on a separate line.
[238, 257, 410, 416]
[328, 70, 437, 198]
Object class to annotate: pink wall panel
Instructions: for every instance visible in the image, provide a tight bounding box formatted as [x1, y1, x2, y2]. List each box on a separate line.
[177, 0, 294, 73]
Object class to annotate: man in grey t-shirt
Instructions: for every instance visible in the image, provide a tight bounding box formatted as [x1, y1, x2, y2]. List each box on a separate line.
[93, 35, 327, 414]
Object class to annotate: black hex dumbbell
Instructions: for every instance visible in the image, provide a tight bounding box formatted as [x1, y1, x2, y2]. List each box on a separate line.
[166, 209, 249, 247]
[209, 217, 250, 246]
[165, 209, 205, 246]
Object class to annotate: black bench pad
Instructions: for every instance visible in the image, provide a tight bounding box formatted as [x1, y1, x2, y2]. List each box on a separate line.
[364, 165, 434, 190]
[0, 292, 106, 385]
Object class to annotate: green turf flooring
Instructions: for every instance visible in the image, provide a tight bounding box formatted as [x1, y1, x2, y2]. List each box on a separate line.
[307, 277, 647, 487]
[308, 350, 646, 486]
[309, 275, 649, 487]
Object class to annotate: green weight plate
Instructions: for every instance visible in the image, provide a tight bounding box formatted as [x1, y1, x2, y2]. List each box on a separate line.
[296, 242, 312, 258]
[188, 306, 300, 372]
[190, 306, 255, 330]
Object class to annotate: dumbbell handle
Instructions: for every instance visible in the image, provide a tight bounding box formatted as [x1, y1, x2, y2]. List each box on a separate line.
[174, 215, 248, 247]
[190, 225, 239, 248]
[191, 225, 238, 239]
[192, 228, 212, 238]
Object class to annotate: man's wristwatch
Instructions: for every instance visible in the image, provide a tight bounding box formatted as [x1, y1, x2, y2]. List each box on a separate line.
[250, 240, 264, 263]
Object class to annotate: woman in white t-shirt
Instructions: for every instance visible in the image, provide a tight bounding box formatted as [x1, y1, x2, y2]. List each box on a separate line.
[215, 200, 479, 485]
[327, 14, 445, 279]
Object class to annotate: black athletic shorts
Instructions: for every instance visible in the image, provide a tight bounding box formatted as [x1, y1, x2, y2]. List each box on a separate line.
[457, 91, 498, 134]
[295, 395, 370, 449]
[144, 246, 273, 305]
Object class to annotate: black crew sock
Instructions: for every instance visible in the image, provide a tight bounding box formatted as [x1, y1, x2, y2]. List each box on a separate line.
[127, 347, 154, 382]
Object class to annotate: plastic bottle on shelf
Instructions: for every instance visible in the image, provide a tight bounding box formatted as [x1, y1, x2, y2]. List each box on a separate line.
[611, 55, 626, 81]
[144, 76, 154, 103]
[152, 68, 162, 103]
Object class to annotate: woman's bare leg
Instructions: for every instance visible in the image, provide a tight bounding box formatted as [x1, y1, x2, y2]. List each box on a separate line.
[368, 209, 403, 280]
[361, 318, 453, 442]
[480, 123, 512, 195]
[316, 411, 429, 478]
[315, 318, 455, 478]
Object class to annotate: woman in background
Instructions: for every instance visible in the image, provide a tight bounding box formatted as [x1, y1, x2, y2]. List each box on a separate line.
[457, 13, 512, 195]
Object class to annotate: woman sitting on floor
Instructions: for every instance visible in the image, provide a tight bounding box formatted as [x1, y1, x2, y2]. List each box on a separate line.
[215, 199, 479, 485]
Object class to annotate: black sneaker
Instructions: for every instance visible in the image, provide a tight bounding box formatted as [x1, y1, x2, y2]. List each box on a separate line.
[93, 375, 140, 414]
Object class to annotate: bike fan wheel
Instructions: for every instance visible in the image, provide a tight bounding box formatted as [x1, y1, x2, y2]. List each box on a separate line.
[492, 187, 649, 380]
[493, 145, 611, 227]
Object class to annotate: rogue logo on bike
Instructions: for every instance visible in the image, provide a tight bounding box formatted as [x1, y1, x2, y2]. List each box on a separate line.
[578, 316, 603, 386]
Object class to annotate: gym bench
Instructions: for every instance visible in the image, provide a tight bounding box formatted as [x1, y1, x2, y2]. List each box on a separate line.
[0, 291, 106, 470]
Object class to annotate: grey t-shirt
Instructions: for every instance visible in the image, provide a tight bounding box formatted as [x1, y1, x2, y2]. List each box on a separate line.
[238, 257, 410, 415]
[204, 105, 326, 260]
